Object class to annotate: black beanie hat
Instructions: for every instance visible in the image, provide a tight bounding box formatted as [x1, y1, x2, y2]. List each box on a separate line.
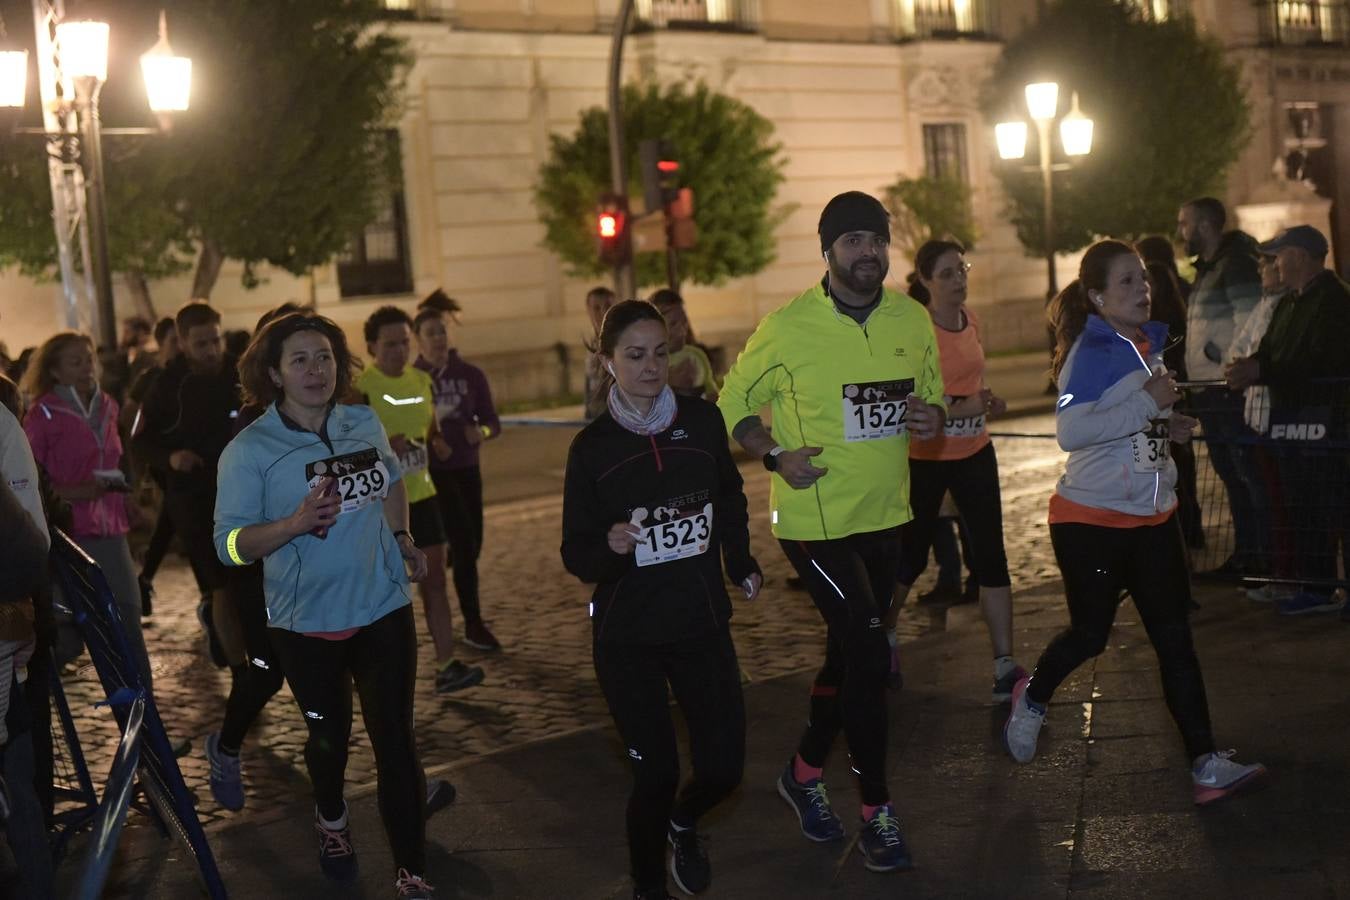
[818, 191, 890, 253]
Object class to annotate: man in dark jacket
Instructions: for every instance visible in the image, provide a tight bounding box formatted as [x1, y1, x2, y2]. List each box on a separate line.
[1228, 225, 1350, 615]
[133, 301, 242, 667]
[1177, 197, 1263, 574]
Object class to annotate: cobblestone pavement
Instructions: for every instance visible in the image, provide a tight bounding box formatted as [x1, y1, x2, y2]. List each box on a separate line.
[57, 415, 1066, 835]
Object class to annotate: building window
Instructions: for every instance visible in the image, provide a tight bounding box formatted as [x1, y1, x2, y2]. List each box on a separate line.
[1268, 1, 1349, 44]
[894, 0, 996, 39]
[923, 123, 969, 184]
[338, 132, 413, 299]
[635, 0, 758, 30]
[1120, 0, 1187, 20]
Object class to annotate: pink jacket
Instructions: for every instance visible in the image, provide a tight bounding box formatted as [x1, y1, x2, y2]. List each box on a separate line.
[23, 390, 128, 538]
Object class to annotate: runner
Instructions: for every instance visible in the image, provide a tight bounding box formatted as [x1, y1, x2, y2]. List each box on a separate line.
[214, 312, 436, 898]
[562, 300, 761, 900]
[357, 306, 484, 693]
[718, 191, 945, 873]
[1003, 239, 1267, 805]
[649, 289, 718, 401]
[413, 295, 502, 651]
[887, 240, 1024, 701]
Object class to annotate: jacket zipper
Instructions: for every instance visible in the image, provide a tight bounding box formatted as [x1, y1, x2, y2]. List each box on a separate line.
[649, 434, 663, 471]
[1114, 331, 1163, 511]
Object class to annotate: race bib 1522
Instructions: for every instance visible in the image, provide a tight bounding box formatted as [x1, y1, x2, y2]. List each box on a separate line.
[842, 378, 914, 442]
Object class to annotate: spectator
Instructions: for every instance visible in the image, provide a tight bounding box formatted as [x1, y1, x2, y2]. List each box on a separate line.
[1226, 225, 1350, 615]
[650, 289, 719, 401]
[1137, 234, 1192, 303]
[1176, 197, 1263, 575]
[583, 286, 618, 420]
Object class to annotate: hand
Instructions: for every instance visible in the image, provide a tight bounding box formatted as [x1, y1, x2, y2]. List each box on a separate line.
[1143, 369, 1180, 410]
[1225, 357, 1260, 392]
[981, 387, 1008, 418]
[741, 572, 763, 601]
[288, 477, 341, 536]
[462, 423, 484, 448]
[1169, 411, 1200, 445]
[432, 434, 454, 460]
[388, 435, 410, 457]
[168, 449, 204, 472]
[607, 521, 641, 555]
[776, 446, 828, 490]
[906, 394, 944, 440]
[398, 533, 428, 582]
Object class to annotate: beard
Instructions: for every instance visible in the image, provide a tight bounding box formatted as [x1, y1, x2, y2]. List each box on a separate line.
[1183, 233, 1204, 257]
[832, 257, 888, 297]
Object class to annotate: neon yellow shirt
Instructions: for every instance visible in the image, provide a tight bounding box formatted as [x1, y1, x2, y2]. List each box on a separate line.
[718, 282, 945, 540]
[355, 365, 437, 504]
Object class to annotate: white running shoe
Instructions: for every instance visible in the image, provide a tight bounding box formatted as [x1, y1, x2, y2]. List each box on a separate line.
[1002, 675, 1045, 763]
[1193, 750, 1266, 805]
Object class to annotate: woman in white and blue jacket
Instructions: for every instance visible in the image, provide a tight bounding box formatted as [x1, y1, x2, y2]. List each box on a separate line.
[213, 313, 436, 899]
[1002, 240, 1266, 806]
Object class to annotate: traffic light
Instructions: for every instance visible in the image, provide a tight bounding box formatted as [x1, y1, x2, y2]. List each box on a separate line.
[639, 139, 680, 214]
[596, 193, 631, 267]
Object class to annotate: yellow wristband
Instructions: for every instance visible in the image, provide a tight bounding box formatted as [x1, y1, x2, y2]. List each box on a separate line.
[479, 425, 491, 438]
[226, 527, 248, 566]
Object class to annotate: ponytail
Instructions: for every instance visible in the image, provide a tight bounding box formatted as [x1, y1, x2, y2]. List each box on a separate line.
[1048, 280, 1091, 380]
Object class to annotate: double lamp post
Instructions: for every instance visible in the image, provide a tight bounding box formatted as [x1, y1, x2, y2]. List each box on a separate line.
[1, 7, 191, 350]
[996, 81, 1094, 300]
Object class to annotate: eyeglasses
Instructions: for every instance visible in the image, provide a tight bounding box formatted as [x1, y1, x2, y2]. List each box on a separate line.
[935, 261, 973, 281]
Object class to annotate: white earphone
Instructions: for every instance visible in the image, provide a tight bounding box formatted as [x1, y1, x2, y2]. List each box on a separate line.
[606, 362, 615, 376]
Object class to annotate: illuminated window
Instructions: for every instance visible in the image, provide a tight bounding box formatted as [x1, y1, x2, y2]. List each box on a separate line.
[1120, 0, 1186, 21]
[894, 1, 995, 39]
[923, 124, 969, 185]
[635, 0, 757, 29]
[1272, 1, 1349, 43]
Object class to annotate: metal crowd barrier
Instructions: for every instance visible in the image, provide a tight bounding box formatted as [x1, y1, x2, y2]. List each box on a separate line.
[50, 530, 228, 899]
[72, 690, 145, 900]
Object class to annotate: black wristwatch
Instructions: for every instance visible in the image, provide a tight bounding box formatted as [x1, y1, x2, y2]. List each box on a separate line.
[762, 446, 785, 472]
[393, 529, 412, 543]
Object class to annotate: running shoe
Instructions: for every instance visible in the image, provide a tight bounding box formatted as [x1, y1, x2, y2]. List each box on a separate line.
[204, 731, 244, 811]
[1245, 584, 1293, 604]
[394, 868, 434, 898]
[434, 660, 485, 694]
[463, 620, 502, 651]
[857, 804, 913, 872]
[425, 779, 456, 819]
[1192, 750, 1267, 806]
[992, 665, 1029, 704]
[1002, 675, 1045, 763]
[667, 824, 710, 895]
[316, 809, 358, 882]
[1276, 591, 1343, 616]
[775, 759, 845, 842]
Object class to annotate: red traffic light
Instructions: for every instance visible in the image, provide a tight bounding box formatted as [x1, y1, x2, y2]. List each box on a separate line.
[656, 160, 679, 173]
[599, 212, 620, 238]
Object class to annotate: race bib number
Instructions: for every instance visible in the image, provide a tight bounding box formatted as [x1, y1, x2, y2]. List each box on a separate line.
[305, 449, 391, 515]
[943, 413, 986, 438]
[397, 438, 428, 478]
[842, 379, 914, 442]
[1130, 418, 1170, 472]
[631, 496, 713, 567]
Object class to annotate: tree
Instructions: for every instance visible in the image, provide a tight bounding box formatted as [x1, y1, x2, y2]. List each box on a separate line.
[0, 0, 410, 306]
[882, 175, 977, 264]
[982, 0, 1249, 256]
[535, 81, 788, 288]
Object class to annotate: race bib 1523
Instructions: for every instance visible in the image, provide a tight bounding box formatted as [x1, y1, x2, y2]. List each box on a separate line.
[631, 494, 713, 568]
[842, 378, 914, 442]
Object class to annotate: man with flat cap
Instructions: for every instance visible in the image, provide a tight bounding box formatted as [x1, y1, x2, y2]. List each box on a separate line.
[718, 190, 944, 874]
[1227, 224, 1350, 616]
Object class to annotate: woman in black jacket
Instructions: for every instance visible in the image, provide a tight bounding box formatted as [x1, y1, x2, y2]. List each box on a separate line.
[562, 300, 762, 900]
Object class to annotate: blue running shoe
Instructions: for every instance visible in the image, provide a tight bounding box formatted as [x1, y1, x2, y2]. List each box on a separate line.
[776, 759, 845, 842]
[204, 731, 244, 811]
[315, 807, 358, 883]
[857, 804, 913, 872]
[1277, 591, 1342, 616]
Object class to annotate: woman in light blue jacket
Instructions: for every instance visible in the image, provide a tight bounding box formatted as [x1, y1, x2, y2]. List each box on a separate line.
[1002, 240, 1266, 807]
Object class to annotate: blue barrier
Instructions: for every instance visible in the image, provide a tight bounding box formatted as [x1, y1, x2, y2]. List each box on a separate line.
[51, 529, 228, 899]
[72, 691, 144, 900]
[47, 658, 100, 861]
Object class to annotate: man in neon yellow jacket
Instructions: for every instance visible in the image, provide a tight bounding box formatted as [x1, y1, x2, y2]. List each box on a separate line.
[718, 191, 944, 874]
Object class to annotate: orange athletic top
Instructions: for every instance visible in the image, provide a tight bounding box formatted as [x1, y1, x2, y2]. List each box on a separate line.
[1047, 333, 1176, 528]
[910, 306, 991, 462]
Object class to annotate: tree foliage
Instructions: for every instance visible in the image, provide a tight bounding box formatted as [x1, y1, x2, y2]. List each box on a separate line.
[535, 81, 788, 288]
[0, 0, 410, 297]
[882, 175, 977, 264]
[983, 0, 1249, 255]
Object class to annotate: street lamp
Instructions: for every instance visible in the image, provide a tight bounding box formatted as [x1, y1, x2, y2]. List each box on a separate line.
[997, 82, 1094, 299]
[1, 10, 192, 350]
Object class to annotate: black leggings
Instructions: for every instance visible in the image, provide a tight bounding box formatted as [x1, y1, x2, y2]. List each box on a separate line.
[219, 563, 285, 752]
[139, 501, 174, 584]
[594, 628, 745, 892]
[270, 605, 426, 872]
[897, 442, 1011, 588]
[431, 466, 485, 624]
[163, 488, 226, 594]
[1029, 519, 1216, 761]
[779, 527, 899, 806]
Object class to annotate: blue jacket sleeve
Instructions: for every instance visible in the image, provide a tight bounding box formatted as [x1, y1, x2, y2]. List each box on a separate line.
[214, 438, 265, 566]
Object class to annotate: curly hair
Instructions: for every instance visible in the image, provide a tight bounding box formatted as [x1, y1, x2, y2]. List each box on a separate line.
[237, 313, 359, 407]
[20, 332, 94, 400]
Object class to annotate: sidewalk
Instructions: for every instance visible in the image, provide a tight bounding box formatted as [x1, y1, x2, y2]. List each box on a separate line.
[96, 579, 1350, 899]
